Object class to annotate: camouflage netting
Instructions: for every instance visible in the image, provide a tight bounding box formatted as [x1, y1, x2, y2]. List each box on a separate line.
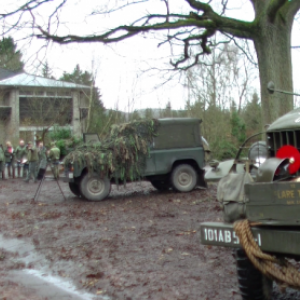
[64, 119, 160, 183]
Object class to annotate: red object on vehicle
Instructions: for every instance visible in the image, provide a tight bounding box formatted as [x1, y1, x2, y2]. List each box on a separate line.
[276, 145, 300, 174]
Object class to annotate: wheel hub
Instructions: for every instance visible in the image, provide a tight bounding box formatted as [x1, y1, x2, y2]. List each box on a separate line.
[178, 172, 192, 186]
[88, 178, 105, 194]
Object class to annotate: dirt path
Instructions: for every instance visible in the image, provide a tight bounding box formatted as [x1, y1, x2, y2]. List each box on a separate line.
[0, 178, 298, 299]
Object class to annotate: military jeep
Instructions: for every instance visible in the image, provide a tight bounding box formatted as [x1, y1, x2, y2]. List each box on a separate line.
[200, 83, 300, 299]
[64, 118, 207, 201]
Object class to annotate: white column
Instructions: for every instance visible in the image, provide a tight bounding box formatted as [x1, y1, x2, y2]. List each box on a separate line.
[72, 91, 81, 137]
[6, 89, 20, 144]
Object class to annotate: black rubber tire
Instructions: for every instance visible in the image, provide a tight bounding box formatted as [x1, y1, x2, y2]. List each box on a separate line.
[79, 173, 111, 201]
[236, 248, 273, 300]
[150, 179, 170, 191]
[171, 164, 197, 192]
[69, 182, 82, 197]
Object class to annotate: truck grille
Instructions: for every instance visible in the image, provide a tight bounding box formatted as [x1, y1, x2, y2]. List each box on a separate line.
[267, 130, 300, 157]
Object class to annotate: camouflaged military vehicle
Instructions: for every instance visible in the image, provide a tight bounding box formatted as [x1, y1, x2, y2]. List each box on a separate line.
[63, 118, 207, 201]
[200, 83, 300, 299]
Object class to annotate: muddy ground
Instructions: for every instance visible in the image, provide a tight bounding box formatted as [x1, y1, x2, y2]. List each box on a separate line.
[0, 176, 299, 300]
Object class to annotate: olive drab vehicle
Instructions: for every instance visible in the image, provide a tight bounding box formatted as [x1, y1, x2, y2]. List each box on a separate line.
[63, 118, 207, 201]
[200, 83, 300, 299]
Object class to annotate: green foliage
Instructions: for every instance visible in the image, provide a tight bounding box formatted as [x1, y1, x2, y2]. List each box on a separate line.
[54, 137, 83, 158]
[60, 64, 93, 85]
[48, 125, 82, 157]
[49, 125, 72, 140]
[64, 119, 159, 182]
[55, 140, 67, 158]
[230, 110, 246, 145]
[242, 92, 262, 134]
[211, 139, 237, 161]
[0, 37, 24, 71]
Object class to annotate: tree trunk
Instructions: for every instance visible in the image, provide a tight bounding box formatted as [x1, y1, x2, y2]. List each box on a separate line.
[254, 16, 294, 128]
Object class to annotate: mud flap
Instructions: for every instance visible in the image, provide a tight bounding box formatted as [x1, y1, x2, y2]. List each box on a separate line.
[197, 168, 207, 188]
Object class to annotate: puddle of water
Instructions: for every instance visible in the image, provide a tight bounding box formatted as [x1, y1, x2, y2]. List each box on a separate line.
[0, 233, 34, 254]
[0, 233, 45, 268]
[0, 233, 110, 300]
[24, 269, 110, 300]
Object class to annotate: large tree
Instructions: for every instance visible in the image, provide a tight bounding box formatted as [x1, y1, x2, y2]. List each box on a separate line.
[1, 1, 299, 126]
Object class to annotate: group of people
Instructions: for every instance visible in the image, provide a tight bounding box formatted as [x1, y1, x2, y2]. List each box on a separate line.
[0, 139, 61, 182]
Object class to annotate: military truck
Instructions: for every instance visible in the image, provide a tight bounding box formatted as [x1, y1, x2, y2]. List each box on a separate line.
[63, 118, 207, 201]
[200, 83, 300, 299]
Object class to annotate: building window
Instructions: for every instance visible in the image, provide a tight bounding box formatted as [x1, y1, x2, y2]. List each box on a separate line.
[19, 97, 73, 126]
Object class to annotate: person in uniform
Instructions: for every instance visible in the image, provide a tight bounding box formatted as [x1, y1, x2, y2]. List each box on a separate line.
[4, 141, 14, 178]
[24, 141, 38, 183]
[48, 142, 60, 179]
[37, 141, 47, 180]
[14, 139, 28, 178]
[0, 144, 5, 179]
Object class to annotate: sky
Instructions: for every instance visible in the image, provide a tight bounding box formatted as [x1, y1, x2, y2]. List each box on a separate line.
[18, 0, 197, 112]
[3, 0, 300, 111]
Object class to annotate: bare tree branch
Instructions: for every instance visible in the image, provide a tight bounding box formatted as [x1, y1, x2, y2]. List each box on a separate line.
[0, 0, 53, 18]
[91, 0, 149, 15]
[224, 32, 258, 67]
[161, 0, 170, 23]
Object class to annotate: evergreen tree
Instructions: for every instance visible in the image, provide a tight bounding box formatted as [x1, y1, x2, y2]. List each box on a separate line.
[242, 92, 262, 135]
[0, 37, 24, 71]
[231, 105, 246, 145]
[41, 61, 54, 79]
[60, 64, 92, 85]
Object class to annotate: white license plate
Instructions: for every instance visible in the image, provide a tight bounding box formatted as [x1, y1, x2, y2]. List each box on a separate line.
[201, 226, 262, 247]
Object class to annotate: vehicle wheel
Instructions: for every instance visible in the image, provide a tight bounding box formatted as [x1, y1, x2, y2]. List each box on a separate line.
[69, 182, 82, 197]
[236, 248, 273, 300]
[171, 164, 197, 192]
[79, 173, 111, 201]
[150, 179, 170, 191]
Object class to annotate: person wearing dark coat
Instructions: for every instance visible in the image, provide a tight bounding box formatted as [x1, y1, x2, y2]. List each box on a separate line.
[4, 141, 14, 177]
[36, 141, 47, 180]
[0, 144, 4, 179]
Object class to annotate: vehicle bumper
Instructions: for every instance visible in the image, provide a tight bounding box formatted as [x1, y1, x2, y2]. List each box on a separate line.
[200, 221, 300, 256]
[60, 172, 74, 183]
